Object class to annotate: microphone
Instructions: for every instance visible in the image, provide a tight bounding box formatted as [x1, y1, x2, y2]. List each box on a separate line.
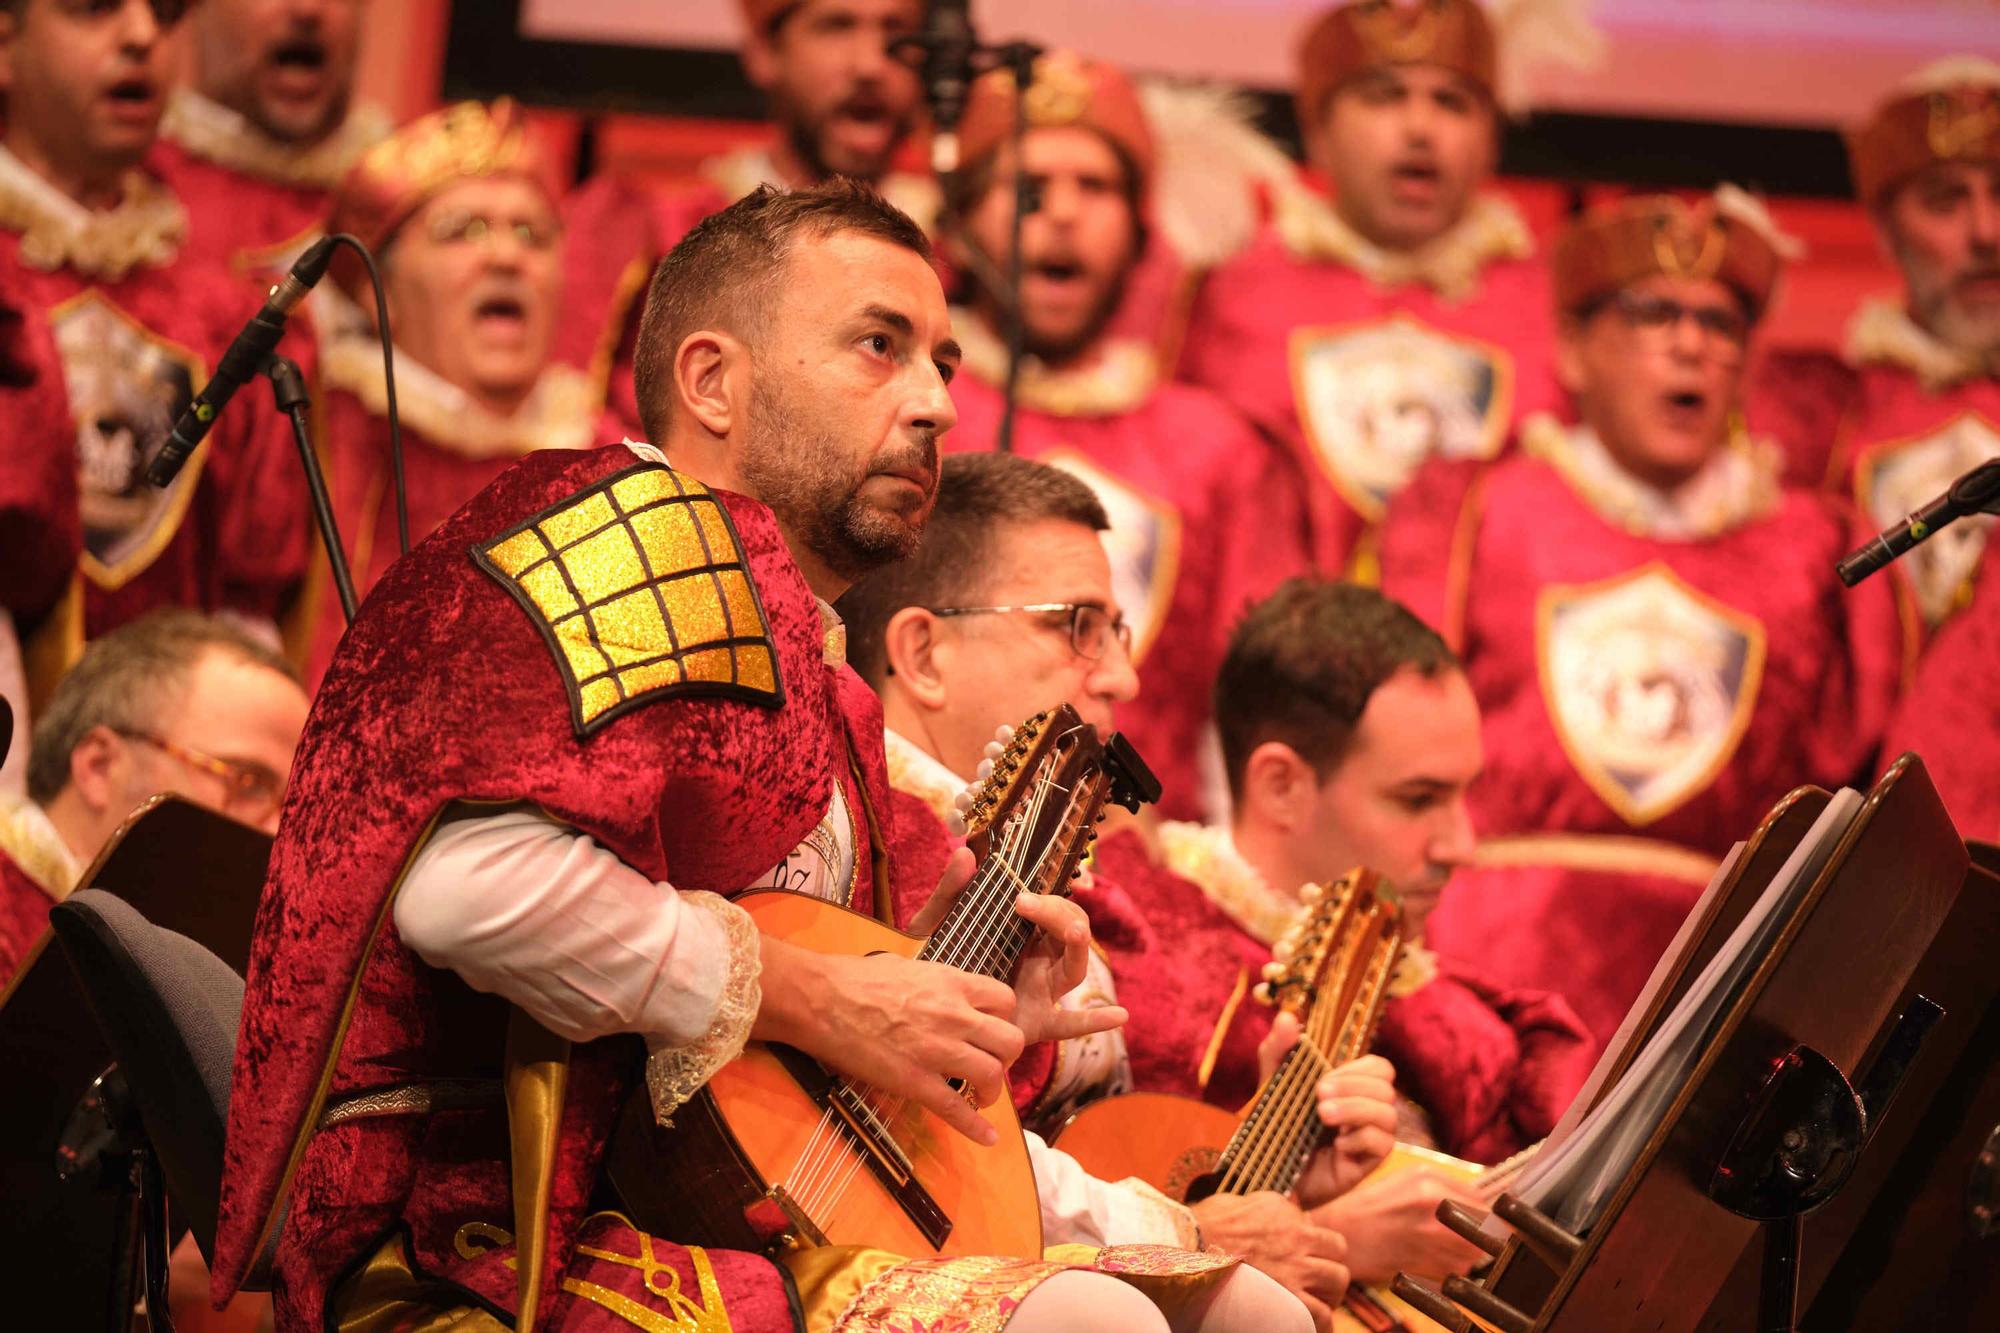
[904, 0, 977, 176]
[1837, 457, 2000, 587]
[146, 234, 338, 488]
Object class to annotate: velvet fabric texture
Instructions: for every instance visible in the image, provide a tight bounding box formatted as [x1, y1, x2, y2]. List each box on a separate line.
[1374, 955, 1594, 1164]
[0, 846, 52, 992]
[1886, 540, 2000, 844]
[1177, 218, 1562, 571]
[147, 138, 331, 281]
[301, 385, 620, 685]
[1084, 828, 1272, 1111]
[1380, 452, 1905, 858]
[0, 232, 309, 642]
[945, 372, 1314, 822]
[1422, 852, 1721, 1060]
[0, 282, 80, 628]
[216, 446, 875, 1327]
[1744, 348, 1858, 490]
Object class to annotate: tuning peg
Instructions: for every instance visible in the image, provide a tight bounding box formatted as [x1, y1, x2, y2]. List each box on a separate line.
[1252, 982, 1272, 1005]
[946, 812, 967, 837]
[998, 723, 1016, 744]
[953, 788, 974, 811]
[984, 740, 1006, 760]
[1261, 961, 1286, 982]
[1301, 882, 1325, 903]
[976, 758, 994, 780]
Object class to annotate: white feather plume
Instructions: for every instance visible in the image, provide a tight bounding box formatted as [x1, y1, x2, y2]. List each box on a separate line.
[1137, 78, 1297, 271]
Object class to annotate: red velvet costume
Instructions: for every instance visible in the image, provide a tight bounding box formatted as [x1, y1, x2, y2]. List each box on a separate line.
[0, 847, 52, 992]
[0, 287, 80, 649]
[1381, 430, 1906, 1053]
[945, 354, 1314, 822]
[0, 163, 308, 691]
[1177, 189, 1561, 575]
[1886, 538, 2000, 844]
[149, 93, 388, 281]
[215, 445, 885, 1328]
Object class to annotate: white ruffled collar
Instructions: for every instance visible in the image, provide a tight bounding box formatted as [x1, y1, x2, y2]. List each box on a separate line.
[1270, 185, 1532, 302]
[0, 144, 185, 279]
[321, 329, 599, 461]
[1845, 295, 1999, 391]
[882, 728, 968, 825]
[1523, 413, 1781, 541]
[160, 90, 390, 190]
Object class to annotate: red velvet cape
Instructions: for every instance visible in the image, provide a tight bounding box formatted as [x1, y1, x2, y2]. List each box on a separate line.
[1886, 538, 2000, 844]
[216, 446, 887, 1330]
[147, 139, 330, 281]
[0, 281, 81, 628]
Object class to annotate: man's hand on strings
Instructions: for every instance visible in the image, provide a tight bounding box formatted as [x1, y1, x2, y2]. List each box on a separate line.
[1296, 1054, 1399, 1208]
[1311, 1168, 1488, 1284]
[1009, 889, 1126, 1046]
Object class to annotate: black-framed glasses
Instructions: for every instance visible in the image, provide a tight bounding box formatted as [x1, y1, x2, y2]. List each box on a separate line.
[1611, 289, 1750, 358]
[113, 729, 285, 824]
[928, 602, 1134, 661]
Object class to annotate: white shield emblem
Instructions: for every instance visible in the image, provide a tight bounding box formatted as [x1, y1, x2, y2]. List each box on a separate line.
[1288, 313, 1512, 519]
[49, 292, 210, 591]
[1856, 412, 2000, 626]
[1043, 452, 1181, 665]
[1537, 563, 1766, 826]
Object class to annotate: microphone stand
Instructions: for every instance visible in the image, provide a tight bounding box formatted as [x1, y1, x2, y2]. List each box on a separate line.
[1837, 457, 2000, 587]
[265, 355, 358, 622]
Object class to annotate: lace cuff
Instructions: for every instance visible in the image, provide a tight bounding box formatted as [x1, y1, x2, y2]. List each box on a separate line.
[644, 891, 761, 1125]
[1121, 1177, 1205, 1252]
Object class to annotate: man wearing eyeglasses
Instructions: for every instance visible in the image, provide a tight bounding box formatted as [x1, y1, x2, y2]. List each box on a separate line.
[1374, 191, 1907, 1055]
[937, 51, 1313, 822]
[0, 0, 307, 704]
[0, 608, 308, 988]
[303, 98, 618, 682]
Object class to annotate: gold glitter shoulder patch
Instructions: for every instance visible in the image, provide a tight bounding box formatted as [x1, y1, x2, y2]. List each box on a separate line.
[474, 463, 785, 736]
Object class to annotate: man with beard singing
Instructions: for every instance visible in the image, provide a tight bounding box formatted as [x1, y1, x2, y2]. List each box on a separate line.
[939, 50, 1314, 820]
[215, 180, 1307, 1333]
[558, 0, 939, 439]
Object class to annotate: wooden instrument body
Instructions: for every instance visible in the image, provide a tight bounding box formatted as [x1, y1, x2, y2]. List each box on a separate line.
[609, 889, 1043, 1260]
[1055, 1092, 1485, 1333]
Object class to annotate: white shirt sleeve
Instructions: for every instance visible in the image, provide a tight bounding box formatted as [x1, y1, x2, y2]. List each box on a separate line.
[393, 804, 736, 1048]
[1027, 1131, 1202, 1250]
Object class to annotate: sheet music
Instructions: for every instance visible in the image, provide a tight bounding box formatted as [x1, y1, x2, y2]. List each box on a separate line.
[1513, 788, 1865, 1233]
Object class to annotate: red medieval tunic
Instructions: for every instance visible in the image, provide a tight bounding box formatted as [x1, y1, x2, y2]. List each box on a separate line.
[1177, 186, 1561, 575]
[1824, 299, 2000, 636]
[0, 153, 309, 697]
[1885, 537, 2000, 844]
[945, 322, 1315, 822]
[149, 92, 388, 282]
[215, 445, 883, 1327]
[1149, 820, 1594, 1164]
[1380, 418, 1908, 1054]
[0, 799, 75, 992]
[555, 151, 944, 440]
[302, 333, 615, 684]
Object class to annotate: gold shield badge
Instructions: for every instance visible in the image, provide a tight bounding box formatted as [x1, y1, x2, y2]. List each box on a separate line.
[49, 292, 211, 591]
[1537, 563, 1766, 827]
[1042, 451, 1182, 665]
[1855, 411, 2000, 627]
[1287, 313, 1512, 520]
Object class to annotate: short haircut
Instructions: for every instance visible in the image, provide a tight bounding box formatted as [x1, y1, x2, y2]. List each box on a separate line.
[27, 609, 300, 804]
[1215, 579, 1460, 801]
[837, 451, 1109, 685]
[631, 179, 934, 442]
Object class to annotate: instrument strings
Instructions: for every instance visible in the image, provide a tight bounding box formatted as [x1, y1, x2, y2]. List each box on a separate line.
[785, 760, 1075, 1230]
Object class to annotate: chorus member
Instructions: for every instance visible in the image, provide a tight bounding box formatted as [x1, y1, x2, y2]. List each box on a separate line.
[153, 0, 384, 279]
[938, 51, 1314, 820]
[302, 99, 614, 683]
[1379, 191, 1907, 1050]
[215, 182, 1306, 1333]
[1178, 0, 1560, 574]
[0, 0, 308, 703]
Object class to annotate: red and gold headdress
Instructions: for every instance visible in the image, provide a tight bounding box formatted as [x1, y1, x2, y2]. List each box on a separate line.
[1847, 56, 2000, 207]
[326, 98, 556, 301]
[956, 50, 1156, 194]
[1296, 0, 1496, 128]
[1551, 190, 1793, 321]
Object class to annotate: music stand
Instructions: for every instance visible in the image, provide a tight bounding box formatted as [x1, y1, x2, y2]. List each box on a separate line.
[0, 797, 268, 1329]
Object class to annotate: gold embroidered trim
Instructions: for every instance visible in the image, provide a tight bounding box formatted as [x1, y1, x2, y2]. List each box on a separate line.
[832, 1253, 1062, 1333]
[1271, 188, 1531, 302]
[160, 92, 391, 190]
[321, 332, 600, 460]
[1845, 295, 1999, 391]
[953, 309, 1161, 417]
[316, 1078, 501, 1130]
[1472, 831, 1720, 883]
[645, 891, 761, 1126]
[0, 161, 185, 279]
[1523, 413, 1780, 541]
